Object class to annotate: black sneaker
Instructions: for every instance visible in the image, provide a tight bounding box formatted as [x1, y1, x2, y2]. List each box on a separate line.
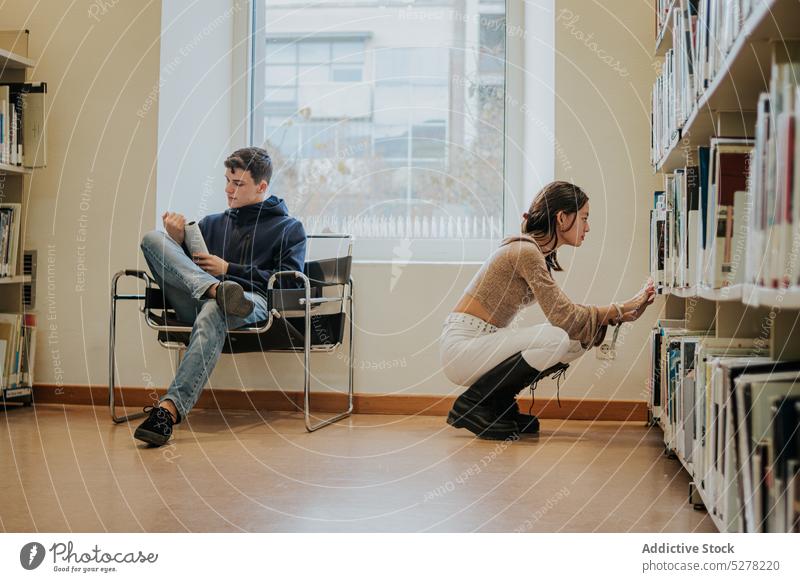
[134, 406, 176, 446]
[215, 281, 254, 318]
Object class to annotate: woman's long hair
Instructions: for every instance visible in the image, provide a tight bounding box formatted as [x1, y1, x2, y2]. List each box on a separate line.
[502, 180, 589, 272]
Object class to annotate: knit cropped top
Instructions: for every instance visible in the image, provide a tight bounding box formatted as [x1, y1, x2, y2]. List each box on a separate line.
[461, 235, 606, 348]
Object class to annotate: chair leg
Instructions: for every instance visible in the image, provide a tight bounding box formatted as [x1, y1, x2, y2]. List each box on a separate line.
[303, 280, 355, 432]
[109, 272, 147, 424]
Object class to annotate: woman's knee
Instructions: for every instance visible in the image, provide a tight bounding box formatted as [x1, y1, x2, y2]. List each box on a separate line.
[533, 326, 571, 355]
[520, 326, 572, 369]
[562, 340, 586, 363]
[439, 342, 473, 387]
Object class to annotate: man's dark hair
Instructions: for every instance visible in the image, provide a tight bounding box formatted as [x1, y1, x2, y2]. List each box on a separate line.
[224, 147, 273, 184]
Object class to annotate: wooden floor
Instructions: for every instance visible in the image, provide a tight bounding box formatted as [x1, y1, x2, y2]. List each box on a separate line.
[0, 404, 716, 533]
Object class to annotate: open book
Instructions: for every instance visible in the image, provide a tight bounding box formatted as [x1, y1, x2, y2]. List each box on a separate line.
[184, 221, 208, 257]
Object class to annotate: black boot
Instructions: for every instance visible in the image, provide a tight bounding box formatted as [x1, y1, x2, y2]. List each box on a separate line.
[447, 352, 543, 440]
[447, 387, 519, 441]
[491, 356, 571, 435]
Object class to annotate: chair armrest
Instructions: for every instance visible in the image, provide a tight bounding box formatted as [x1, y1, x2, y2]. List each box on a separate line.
[268, 270, 308, 286]
[111, 269, 156, 300]
[268, 270, 311, 313]
[300, 296, 344, 306]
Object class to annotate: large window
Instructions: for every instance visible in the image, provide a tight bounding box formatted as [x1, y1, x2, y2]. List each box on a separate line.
[251, 0, 506, 259]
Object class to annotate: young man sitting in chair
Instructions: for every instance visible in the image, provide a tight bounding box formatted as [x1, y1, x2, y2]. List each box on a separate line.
[135, 146, 307, 446]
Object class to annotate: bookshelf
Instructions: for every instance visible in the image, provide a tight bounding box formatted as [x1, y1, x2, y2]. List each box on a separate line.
[0, 46, 33, 70]
[665, 283, 800, 310]
[648, 1, 800, 533]
[655, 0, 800, 173]
[0, 29, 41, 407]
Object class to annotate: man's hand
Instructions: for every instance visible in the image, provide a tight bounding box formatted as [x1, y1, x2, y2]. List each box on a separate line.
[162, 211, 186, 245]
[193, 252, 229, 277]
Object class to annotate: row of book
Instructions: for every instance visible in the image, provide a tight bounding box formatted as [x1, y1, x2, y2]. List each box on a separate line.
[650, 320, 800, 532]
[654, 0, 675, 38]
[694, 0, 760, 98]
[649, 136, 751, 289]
[650, 0, 761, 166]
[0, 313, 36, 396]
[1, 203, 22, 277]
[0, 82, 47, 168]
[649, 41, 800, 291]
[651, 42, 679, 165]
[748, 42, 800, 288]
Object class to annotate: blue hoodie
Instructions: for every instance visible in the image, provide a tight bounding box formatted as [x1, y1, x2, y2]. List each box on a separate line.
[196, 195, 306, 296]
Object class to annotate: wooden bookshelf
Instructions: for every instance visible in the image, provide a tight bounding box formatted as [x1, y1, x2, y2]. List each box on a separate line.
[655, 0, 800, 173]
[0, 29, 38, 406]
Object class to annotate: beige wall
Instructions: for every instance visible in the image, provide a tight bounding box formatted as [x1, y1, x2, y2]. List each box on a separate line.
[0, 1, 164, 391]
[1, 0, 661, 403]
[551, 0, 662, 400]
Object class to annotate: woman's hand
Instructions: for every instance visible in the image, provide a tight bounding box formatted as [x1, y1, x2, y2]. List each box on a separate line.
[625, 278, 655, 311]
[619, 278, 655, 322]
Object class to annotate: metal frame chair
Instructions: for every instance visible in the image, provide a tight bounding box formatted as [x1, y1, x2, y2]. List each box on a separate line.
[109, 233, 354, 432]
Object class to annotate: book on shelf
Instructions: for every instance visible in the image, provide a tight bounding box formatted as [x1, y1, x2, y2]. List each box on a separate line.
[746, 41, 800, 289]
[695, 0, 758, 100]
[0, 312, 36, 392]
[650, 192, 667, 289]
[703, 137, 753, 288]
[649, 319, 688, 419]
[650, 137, 754, 291]
[653, 40, 800, 292]
[0, 82, 47, 168]
[734, 369, 800, 533]
[655, 0, 675, 40]
[705, 355, 785, 531]
[651, 0, 698, 165]
[0, 202, 22, 277]
[651, 0, 762, 167]
[648, 319, 800, 532]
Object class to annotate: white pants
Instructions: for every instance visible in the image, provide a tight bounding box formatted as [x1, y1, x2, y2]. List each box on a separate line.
[439, 313, 587, 387]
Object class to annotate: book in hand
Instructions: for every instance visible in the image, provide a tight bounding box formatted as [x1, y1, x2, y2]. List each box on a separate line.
[183, 221, 208, 257]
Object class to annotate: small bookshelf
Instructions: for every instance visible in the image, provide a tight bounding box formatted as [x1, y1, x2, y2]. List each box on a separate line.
[0, 29, 43, 407]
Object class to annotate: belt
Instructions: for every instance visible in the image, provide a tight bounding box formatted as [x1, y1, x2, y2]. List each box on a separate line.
[443, 312, 498, 334]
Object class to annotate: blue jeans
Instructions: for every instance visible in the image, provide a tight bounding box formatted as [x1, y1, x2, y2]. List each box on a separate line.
[140, 230, 269, 421]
